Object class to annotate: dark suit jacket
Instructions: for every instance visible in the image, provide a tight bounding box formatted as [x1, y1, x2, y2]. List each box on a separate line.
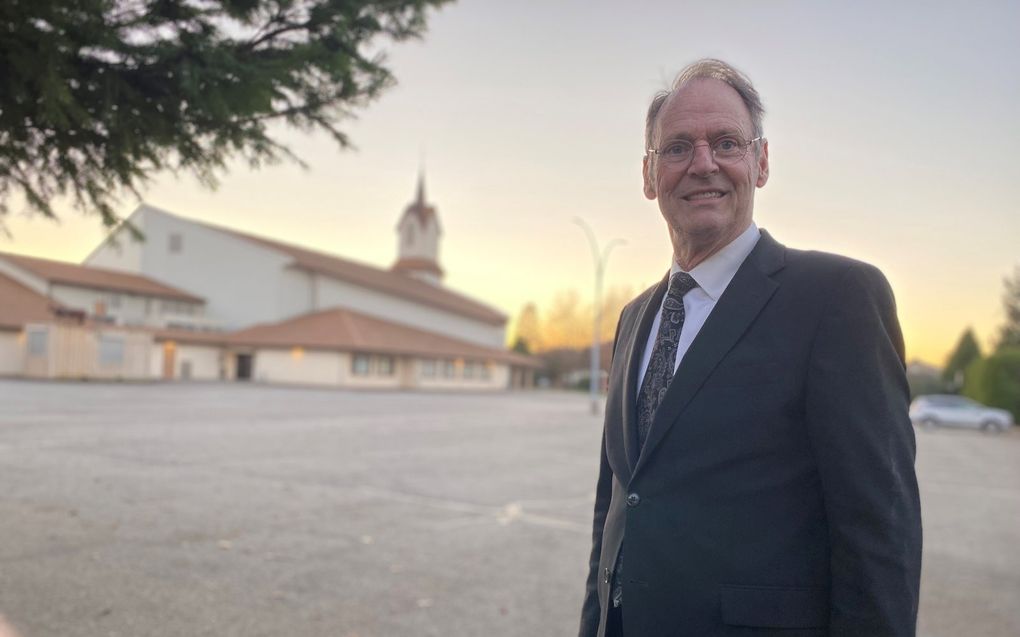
[579, 230, 922, 637]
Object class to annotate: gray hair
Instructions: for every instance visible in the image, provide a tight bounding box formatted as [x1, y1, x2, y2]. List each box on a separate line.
[644, 58, 765, 151]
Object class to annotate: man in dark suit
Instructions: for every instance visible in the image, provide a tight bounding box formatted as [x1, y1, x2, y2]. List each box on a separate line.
[578, 59, 922, 637]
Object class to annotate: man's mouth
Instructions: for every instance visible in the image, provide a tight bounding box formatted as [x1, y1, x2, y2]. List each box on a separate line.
[683, 190, 726, 201]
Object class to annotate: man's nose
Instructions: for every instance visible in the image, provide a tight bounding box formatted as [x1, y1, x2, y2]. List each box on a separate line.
[689, 142, 719, 176]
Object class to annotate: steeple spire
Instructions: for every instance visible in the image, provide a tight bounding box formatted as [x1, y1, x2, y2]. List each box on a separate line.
[416, 168, 426, 207]
[393, 168, 443, 284]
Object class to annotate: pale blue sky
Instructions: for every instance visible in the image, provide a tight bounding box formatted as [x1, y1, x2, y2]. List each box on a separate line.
[5, 0, 1019, 363]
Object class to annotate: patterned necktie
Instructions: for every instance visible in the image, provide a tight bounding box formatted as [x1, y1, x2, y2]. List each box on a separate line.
[636, 271, 699, 448]
[612, 271, 698, 608]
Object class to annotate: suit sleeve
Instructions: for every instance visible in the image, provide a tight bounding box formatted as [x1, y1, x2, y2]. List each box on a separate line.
[578, 427, 613, 637]
[804, 262, 922, 636]
[578, 311, 625, 637]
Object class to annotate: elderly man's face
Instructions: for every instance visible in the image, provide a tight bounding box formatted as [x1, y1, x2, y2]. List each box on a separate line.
[643, 78, 769, 256]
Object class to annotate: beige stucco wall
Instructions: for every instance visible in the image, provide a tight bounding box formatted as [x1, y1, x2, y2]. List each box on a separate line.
[0, 330, 23, 376]
[335, 351, 406, 389]
[410, 357, 509, 391]
[248, 350, 511, 390]
[151, 341, 223, 381]
[22, 323, 152, 380]
[177, 345, 222, 380]
[253, 348, 343, 386]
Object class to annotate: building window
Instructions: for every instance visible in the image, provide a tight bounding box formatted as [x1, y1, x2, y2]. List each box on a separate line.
[421, 359, 436, 378]
[378, 355, 395, 376]
[160, 300, 195, 316]
[442, 360, 456, 378]
[108, 293, 122, 309]
[405, 225, 415, 247]
[352, 354, 370, 376]
[99, 335, 125, 365]
[463, 362, 475, 379]
[480, 363, 492, 380]
[169, 233, 183, 254]
[27, 329, 48, 357]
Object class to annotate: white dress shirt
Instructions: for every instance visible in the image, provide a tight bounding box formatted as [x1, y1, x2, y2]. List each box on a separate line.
[636, 222, 761, 391]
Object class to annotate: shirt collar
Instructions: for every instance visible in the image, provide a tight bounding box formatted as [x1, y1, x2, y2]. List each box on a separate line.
[669, 222, 761, 301]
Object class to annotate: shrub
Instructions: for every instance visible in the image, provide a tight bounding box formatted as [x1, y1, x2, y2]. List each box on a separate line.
[963, 348, 1020, 421]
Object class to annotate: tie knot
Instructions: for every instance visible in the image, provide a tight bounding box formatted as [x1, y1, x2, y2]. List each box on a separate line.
[669, 271, 698, 297]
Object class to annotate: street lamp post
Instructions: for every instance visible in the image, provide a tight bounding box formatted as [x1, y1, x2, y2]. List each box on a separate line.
[574, 218, 625, 415]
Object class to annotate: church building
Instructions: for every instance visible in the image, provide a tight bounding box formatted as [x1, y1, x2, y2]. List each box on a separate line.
[0, 177, 537, 389]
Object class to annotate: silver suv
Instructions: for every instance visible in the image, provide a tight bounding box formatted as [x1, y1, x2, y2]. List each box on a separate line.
[909, 394, 1014, 433]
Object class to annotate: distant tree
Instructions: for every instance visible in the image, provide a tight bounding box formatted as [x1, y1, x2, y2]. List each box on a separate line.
[511, 302, 541, 354]
[996, 265, 1020, 351]
[0, 0, 452, 229]
[906, 370, 945, 400]
[599, 284, 635, 342]
[542, 290, 588, 350]
[942, 327, 982, 389]
[963, 348, 1020, 422]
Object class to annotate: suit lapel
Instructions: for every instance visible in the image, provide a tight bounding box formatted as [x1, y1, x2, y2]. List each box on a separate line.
[633, 231, 786, 477]
[604, 274, 668, 484]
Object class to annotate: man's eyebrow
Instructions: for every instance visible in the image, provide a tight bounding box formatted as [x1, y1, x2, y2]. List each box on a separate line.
[661, 128, 746, 143]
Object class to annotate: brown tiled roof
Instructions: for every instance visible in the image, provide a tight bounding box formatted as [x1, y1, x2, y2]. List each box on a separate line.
[169, 211, 504, 326]
[0, 252, 204, 303]
[391, 257, 444, 278]
[151, 327, 233, 346]
[225, 307, 540, 367]
[0, 272, 63, 330]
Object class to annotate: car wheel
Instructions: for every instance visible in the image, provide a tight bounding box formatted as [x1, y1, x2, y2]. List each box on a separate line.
[980, 420, 1004, 434]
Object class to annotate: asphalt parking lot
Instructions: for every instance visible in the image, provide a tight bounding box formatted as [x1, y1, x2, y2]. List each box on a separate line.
[0, 380, 1017, 637]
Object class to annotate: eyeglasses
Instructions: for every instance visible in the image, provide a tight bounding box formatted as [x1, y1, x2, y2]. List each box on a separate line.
[647, 135, 764, 165]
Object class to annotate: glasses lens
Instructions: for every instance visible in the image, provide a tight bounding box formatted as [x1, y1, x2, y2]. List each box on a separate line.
[657, 138, 752, 164]
[660, 141, 693, 163]
[713, 137, 748, 162]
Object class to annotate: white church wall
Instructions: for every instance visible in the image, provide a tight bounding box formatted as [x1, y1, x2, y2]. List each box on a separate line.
[315, 276, 505, 348]
[86, 206, 296, 329]
[84, 224, 144, 272]
[48, 283, 193, 327]
[278, 267, 315, 315]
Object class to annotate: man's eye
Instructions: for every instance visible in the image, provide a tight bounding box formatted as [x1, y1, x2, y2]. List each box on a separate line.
[715, 138, 740, 152]
[663, 143, 691, 156]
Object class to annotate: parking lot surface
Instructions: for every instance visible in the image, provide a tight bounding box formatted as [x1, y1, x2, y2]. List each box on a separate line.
[0, 380, 1017, 637]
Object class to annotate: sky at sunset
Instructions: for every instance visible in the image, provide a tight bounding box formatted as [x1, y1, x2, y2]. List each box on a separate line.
[3, 0, 1018, 366]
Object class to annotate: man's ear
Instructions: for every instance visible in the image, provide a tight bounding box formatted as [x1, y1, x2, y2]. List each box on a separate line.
[642, 154, 657, 200]
[756, 139, 769, 188]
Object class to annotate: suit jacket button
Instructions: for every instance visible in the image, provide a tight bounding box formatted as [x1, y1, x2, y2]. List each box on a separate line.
[626, 493, 640, 507]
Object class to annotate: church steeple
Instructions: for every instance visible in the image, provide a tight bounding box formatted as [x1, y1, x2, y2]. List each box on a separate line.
[392, 171, 443, 285]
[415, 169, 426, 207]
